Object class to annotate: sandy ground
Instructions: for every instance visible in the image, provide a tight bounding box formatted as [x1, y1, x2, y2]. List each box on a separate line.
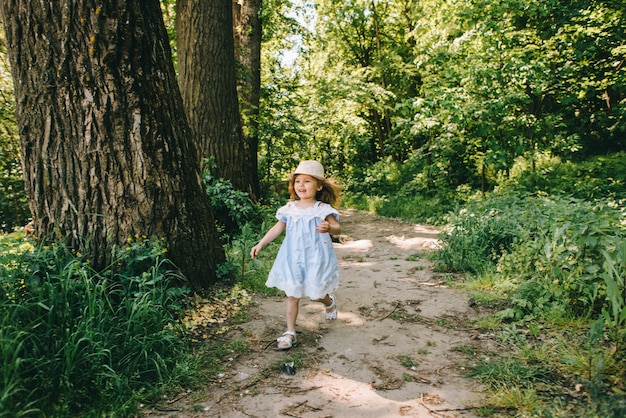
[144, 210, 491, 417]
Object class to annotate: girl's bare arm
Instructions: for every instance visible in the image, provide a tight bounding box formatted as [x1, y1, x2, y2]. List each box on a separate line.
[250, 221, 287, 259]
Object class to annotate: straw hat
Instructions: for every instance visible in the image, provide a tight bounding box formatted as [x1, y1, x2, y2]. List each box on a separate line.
[292, 160, 325, 180]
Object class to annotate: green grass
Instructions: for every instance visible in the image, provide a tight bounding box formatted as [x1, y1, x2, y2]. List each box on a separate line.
[223, 217, 283, 295]
[273, 353, 308, 374]
[0, 233, 193, 417]
[0, 210, 289, 417]
[0, 199, 290, 412]
[342, 192, 455, 225]
[466, 358, 554, 389]
[397, 354, 415, 368]
[405, 253, 422, 261]
[453, 344, 478, 356]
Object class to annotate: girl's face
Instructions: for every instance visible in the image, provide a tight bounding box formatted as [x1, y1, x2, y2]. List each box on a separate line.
[293, 174, 322, 200]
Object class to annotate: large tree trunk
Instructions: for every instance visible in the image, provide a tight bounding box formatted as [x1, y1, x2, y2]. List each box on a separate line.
[177, 0, 257, 199]
[0, 0, 226, 290]
[232, 0, 261, 199]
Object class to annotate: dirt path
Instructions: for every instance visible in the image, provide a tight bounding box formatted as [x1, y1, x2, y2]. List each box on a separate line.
[145, 210, 488, 417]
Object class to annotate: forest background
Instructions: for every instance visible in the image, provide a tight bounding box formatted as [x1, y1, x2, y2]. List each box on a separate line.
[0, 0, 625, 417]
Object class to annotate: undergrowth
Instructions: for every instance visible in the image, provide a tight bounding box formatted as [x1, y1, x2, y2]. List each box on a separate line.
[0, 175, 284, 416]
[439, 191, 626, 416]
[0, 234, 190, 417]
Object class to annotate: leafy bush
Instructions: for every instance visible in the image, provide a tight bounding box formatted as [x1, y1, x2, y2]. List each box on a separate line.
[223, 220, 283, 295]
[342, 153, 471, 225]
[0, 235, 189, 417]
[371, 193, 457, 225]
[498, 152, 626, 200]
[496, 196, 625, 321]
[434, 193, 524, 274]
[343, 157, 403, 197]
[445, 191, 626, 416]
[203, 164, 261, 238]
[437, 192, 626, 326]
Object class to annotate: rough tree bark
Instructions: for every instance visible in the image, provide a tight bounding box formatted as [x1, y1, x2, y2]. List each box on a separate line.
[232, 0, 261, 198]
[0, 0, 226, 290]
[177, 0, 257, 199]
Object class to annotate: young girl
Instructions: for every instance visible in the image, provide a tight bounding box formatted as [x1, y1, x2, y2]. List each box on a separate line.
[250, 160, 342, 350]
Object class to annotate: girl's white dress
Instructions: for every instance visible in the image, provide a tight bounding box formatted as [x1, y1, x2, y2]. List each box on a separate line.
[265, 200, 339, 300]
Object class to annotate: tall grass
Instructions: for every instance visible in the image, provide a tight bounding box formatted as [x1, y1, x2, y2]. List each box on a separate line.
[600, 239, 626, 354]
[0, 235, 189, 417]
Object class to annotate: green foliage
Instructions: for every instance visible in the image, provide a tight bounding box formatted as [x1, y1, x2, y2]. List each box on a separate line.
[223, 219, 282, 295]
[0, 234, 190, 416]
[203, 160, 261, 237]
[559, 317, 608, 388]
[160, 0, 177, 68]
[496, 196, 625, 321]
[434, 193, 523, 274]
[258, 0, 625, 209]
[498, 152, 626, 200]
[443, 188, 626, 415]
[396, 354, 415, 369]
[600, 239, 626, 354]
[466, 357, 554, 390]
[465, 319, 626, 417]
[343, 192, 454, 226]
[220, 196, 286, 296]
[341, 154, 473, 224]
[0, 31, 30, 232]
[440, 191, 625, 323]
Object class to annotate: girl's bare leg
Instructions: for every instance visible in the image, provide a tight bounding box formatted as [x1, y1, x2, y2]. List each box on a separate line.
[276, 296, 300, 349]
[286, 296, 300, 332]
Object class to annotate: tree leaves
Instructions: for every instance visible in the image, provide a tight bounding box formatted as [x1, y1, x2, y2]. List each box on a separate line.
[182, 287, 253, 341]
[259, 0, 625, 194]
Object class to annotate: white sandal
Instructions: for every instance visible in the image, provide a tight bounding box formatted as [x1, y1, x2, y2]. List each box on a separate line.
[277, 331, 297, 350]
[324, 294, 338, 323]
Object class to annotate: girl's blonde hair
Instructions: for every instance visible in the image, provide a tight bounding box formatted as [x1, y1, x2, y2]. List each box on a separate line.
[288, 175, 342, 207]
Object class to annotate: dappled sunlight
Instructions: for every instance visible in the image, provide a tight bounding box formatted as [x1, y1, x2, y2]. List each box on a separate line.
[411, 224, 440, 235]
[298, 302, 367, 327]
[339, 260, 377, 268]
[151, 210, 486, 416]
[386, 234, 439, 250]
[337, 309, 366, 326]
[337, 239, 374, 251]
[335, 239, 377, 267]
[292, 370, 451, 417]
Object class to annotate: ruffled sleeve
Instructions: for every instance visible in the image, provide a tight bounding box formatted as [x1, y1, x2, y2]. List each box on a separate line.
[275, 201, 293, 223]
[316, 202, 339, 222]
